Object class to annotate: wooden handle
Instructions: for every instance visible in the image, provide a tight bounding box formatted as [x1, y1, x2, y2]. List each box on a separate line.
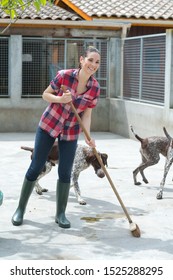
[70, 102, 91, 141]
[61, 85, 133, 223]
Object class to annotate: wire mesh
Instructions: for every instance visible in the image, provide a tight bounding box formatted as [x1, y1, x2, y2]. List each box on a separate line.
[123, 34, 166, 105]
[0, 37, 8, 97]
[22, 38, 108, 98]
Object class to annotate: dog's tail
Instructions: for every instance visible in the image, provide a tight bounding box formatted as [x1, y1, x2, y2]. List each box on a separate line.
[21, 146, 34, 153]
[130, 125, 144, 143]
[163, 127, 172, 141]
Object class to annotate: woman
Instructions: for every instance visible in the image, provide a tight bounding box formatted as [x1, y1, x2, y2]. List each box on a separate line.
[12, 46, 101, 228]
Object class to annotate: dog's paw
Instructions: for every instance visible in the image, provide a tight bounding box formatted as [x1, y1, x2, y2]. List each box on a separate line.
[41, 188, 48, 193]
[35, 187, 48, 195]
[35, 189, 43, 195]
[134, 182, 142, 185]
[143, 179, 149, 184]
[156, 191, 163, 200]
[78, 199, 87, 205]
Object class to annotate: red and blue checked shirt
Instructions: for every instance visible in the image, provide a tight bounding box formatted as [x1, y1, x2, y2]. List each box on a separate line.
[39, 69, 100, 140]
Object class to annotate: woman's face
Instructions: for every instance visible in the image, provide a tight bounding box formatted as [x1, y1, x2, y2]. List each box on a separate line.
[80, 51, 100, 75]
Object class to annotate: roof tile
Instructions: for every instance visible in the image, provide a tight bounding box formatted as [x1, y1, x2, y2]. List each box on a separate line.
[0, 2, 82, 20]
[1, 0, 173, 21]
[67, 0, 173, 20]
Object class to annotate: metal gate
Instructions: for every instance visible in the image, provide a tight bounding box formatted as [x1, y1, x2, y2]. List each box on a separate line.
[0, 37, 8, 97]
[123, 34, 166, 105]
[22, 38, 109, 98]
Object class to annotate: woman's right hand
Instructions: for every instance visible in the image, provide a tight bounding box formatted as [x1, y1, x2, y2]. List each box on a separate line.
[60, 90, 72, 104]
[42, 85, 72, 104]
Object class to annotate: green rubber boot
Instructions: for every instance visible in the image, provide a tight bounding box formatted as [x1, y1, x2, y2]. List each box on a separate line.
[12, 177, 35, 226]
[55, 180, 71, 228]
[0, 190, 3, 206]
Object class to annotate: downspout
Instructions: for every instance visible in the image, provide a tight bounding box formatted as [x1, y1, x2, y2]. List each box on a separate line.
[120, 25, 131, 98]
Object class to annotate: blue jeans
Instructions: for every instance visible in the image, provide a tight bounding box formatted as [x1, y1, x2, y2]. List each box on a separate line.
[26, 127, 77, 183]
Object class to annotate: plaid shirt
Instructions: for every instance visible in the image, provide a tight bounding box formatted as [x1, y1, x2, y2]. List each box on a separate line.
[39, 69, 100, 140]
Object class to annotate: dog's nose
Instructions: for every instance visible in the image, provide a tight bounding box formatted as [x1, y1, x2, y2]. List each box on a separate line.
[96, 169, 105, 178]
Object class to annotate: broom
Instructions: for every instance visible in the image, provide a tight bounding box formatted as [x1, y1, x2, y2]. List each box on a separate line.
[61, 86, 141, 237]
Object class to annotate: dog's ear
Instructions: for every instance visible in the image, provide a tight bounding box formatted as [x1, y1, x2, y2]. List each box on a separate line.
[83, 147, 96, 164]
[86, 154, 96, 164]
[101, 153, 108, 166]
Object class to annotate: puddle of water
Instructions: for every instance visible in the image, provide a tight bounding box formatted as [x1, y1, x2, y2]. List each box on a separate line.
[81, 212, 124, 223]
[81, 217, 101, 223]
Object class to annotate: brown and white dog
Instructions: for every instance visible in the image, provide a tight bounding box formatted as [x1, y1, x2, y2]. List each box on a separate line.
[21, 142, 108, 205]
[130, 125, 173, 199]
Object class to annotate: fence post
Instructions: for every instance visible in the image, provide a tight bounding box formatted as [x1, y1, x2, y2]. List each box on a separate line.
[9, 35, 22, 106]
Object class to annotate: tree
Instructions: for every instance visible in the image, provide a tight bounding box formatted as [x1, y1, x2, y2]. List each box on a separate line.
[0, 0, 53, 33]
[0, 0, 50, 19]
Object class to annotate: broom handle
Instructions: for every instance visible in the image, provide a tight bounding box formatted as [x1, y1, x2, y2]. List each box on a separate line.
[70, 101, 133, 224]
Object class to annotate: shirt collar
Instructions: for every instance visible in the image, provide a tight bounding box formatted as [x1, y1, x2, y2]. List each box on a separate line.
[74, 69, 94, 88]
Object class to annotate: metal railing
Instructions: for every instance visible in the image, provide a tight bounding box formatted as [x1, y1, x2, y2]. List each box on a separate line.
[123, 34, 166, 105]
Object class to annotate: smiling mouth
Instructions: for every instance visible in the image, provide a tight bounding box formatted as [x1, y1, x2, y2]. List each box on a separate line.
[88, 67, 95, 71]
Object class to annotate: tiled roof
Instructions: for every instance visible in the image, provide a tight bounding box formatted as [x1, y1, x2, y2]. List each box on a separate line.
[1, 0, 173, 22]
[64, 0, 173, 20]
[0, 2, 82, 20]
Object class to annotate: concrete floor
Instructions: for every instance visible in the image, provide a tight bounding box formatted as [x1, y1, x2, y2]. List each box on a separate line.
[1, 132, 173, 260]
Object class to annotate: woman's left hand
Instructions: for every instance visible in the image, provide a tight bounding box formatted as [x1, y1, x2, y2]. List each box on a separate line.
[85, 138, 96, 148]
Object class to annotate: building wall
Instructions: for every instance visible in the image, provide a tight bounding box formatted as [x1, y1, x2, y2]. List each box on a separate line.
[109, 30, 173, 138]
[109, 99, 166, 137]
[1, 30, 173, 138]
[0, 99, 110, 132]
[0, 35, 110, 133]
